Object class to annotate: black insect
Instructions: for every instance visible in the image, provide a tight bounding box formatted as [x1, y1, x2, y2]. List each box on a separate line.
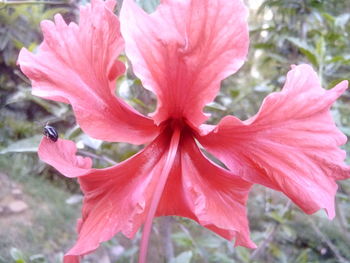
[43, 124, 58, 142]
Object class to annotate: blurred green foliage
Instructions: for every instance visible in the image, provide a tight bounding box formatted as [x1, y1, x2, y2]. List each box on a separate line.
[0, 0, 349, 262]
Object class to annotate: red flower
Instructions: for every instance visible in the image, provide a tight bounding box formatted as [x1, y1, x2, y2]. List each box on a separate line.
[18, 0, 349, 262]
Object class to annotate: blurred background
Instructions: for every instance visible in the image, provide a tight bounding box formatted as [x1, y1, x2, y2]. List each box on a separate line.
[0, 0, 350, 262]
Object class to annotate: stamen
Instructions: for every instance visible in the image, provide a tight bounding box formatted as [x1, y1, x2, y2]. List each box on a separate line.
[138, 128, 181, 263]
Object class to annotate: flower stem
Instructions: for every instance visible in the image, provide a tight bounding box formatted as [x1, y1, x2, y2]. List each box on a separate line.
[138, 128, 181, 263]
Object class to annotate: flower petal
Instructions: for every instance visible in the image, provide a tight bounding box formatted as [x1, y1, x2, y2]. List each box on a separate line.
[38, 138, 93, 177]
[18, 0, 158, 144]
[39, 131, 172, 262]
[199, 64, 350, 219]
[120, 0, 249, 127]
[157, 133, 254, 247]
[39, 133, 254, 262]
[180, 134, 255, 248]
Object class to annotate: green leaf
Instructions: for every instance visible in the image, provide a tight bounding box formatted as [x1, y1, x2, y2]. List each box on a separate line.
[253, 43, 275, 50]
[268, 211, 285, 223]
[41, 7, 68, 20]
[30, 96, 69, 117]
[77, 134, 102, 150]
[65, 124, 81, 139]
[172, 232, 193, 247]
[316, 36, 326, 61]
[230, 89, 240, 98]
[327, 78, 350, 90]
[335, 13, 350, 29]
[5, 88, 31, 106]
[326, 56, 346, 64]
[130, 98, 148, 108]
[0, 135, 42, 154]
[206, 102, 227, 111]
[294, 249, 310, 263]
[322, 12, 335, 26]
[261, 52, 288, 64]
[269, 243, 282, 257]
[281, 225, 296, 239]
[235, 247, 250, 263]
[10, 248, 26, 263]
[286, 37, 319, 67]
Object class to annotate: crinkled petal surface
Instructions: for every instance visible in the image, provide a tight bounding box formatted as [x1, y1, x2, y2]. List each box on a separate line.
[38, 130, 254, 261]
[199, 64, 350, 219]
[39, 132, 171, 262]
[18, 0, 158, 144]
[164, 133, 255, 248]
[120, 0, 249, 127]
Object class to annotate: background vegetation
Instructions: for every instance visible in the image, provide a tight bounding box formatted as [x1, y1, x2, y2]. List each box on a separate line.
[0, 0, 349, 262]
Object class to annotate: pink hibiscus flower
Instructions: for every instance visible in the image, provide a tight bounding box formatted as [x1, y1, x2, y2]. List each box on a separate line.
[18, 0, 350, 262]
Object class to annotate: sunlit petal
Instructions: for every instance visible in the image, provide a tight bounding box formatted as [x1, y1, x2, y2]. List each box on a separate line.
[18, 0, 159, 144]
[199, 64, 350, 218]
[120, 0, 249, 126]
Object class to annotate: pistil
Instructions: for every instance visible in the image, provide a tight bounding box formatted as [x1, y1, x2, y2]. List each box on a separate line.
[138, 126, 181, 263]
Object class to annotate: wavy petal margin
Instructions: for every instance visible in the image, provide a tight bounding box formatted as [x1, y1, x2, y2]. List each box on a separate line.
[157, 133, 255, 248]
[120, 0, 249, 127]
[179, 134, 255, 248]
[18, 0, 159, 144]
[39, 131, 255, 261]
[199, 64, 350, 219]
[38, 132, 171, 262]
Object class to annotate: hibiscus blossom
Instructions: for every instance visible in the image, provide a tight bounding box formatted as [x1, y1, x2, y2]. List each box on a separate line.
[18, 0, 349, 262]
